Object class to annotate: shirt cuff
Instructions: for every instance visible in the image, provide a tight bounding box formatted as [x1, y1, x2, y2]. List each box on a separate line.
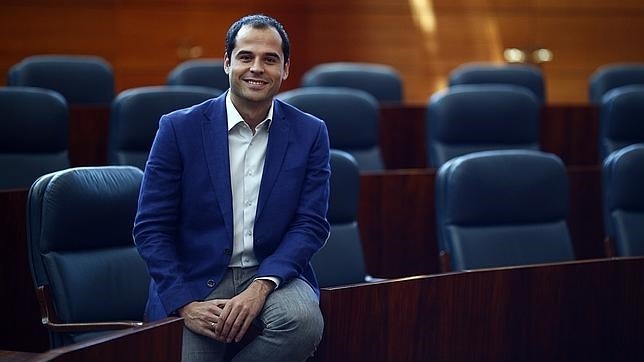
[255, 276, 280, 289]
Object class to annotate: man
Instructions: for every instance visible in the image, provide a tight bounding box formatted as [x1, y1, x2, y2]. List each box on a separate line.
[133, 14, 329, 361]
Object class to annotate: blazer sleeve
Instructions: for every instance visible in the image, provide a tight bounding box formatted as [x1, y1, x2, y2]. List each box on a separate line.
[133, 115, 192, 315]
[256, 121, 331, 283]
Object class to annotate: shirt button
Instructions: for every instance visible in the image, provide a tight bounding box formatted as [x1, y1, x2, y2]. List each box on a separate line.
[207, 279, 216, 288]
[247, 231, 252, 236]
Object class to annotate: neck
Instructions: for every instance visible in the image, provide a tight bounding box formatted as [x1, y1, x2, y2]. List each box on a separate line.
[230, 94, 272, 130]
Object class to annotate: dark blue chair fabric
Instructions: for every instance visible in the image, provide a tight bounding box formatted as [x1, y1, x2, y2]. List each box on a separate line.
[311, 150, 368, 287]
[278, 87, 384, 171]
[302, 62, 403, 104]
[589, 63, 644, 104]
[108, 85, 219, 169]
[598, 85, 644, 161]
[7, 55, 114, 105]
[602, 144, 644, 256]
[0, 87, 70, 189]
[166, 58, 229, 92]
[427, 84, 540, 168]
[449, 63, 545, 104]
[436, 150, 575, 271]
[27, 166, 149, 346]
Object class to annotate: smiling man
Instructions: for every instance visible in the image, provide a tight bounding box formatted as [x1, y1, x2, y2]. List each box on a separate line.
[133, 14, 330, 361]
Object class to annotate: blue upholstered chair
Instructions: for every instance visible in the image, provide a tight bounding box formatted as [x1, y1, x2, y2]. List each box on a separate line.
[435, 150, 575, 271]
[311, 150, 370, 287]
[278, 87, 384, 171]
[449, 62, 546, 104]
[27, 166, 149, 347]
[301, 62, 403, 104]
[598, 85, 644, 161]
[426, 84, 540, 168]
[108, 85, 219, 169]
[166, 58, 229, 91]
[589, 63, 644, 104]
[7, 55, 114, 105]
[0, 87, 70, 189]
[602, 144, 644, 256]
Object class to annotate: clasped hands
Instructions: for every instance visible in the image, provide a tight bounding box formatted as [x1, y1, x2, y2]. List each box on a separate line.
[179, 279, 274, 343]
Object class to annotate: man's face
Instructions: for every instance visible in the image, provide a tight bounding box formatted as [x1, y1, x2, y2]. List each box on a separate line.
[224, 25, 289, 106]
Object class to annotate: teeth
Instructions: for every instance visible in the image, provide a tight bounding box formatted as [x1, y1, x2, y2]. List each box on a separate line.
[247, 80, 265, 85]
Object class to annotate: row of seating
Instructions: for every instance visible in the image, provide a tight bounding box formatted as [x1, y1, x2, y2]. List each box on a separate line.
[24, 144, 644, 347]
[9, 54, 644, 105]
[4, 79, 643, 188]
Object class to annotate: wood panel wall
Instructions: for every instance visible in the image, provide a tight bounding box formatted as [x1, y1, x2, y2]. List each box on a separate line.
[1, 1, 644, 102]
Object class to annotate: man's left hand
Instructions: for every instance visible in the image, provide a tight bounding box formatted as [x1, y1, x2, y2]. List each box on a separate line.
[212, 279, 275, 343]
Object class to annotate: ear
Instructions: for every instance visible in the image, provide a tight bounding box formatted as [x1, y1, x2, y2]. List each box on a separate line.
[282, 60, 290, 80]
[224, 53, 231, 74]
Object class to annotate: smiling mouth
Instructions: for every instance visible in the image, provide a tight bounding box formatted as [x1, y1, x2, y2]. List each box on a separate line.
[244, 79, 268, 86]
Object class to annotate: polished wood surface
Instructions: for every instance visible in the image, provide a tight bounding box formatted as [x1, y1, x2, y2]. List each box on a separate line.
[68, 106, 110, 167]
[316, 257, 644, 361]
[0, 189, 49, 353]
[0, 350, 38, 362]
[30, 317, 183, 362]
[2, 1, 643, 103]
[358, 166, 604, 278]
[379, 104, 599, 169]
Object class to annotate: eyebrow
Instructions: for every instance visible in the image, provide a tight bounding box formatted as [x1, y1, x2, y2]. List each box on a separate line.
[236, 50, 281, 60]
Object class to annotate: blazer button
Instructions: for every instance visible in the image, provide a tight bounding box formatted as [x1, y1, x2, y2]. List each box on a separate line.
[224, 248, 232, 256]
[207, 279, 216, 288]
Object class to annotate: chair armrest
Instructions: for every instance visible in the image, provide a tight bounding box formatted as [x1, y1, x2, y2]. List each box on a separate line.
[36, 285, 143, 332]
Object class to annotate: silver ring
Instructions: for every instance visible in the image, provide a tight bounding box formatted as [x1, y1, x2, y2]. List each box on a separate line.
[210, 321, 216, 328]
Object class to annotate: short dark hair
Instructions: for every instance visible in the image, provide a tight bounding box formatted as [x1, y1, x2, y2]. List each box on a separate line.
[225, 14, 290, 63]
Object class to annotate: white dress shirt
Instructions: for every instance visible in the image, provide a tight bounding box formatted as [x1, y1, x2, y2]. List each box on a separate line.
[225, 92, 279, 287]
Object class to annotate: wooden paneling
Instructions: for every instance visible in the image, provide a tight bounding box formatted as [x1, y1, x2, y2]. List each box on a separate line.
[316, 257, 644, 361]
[358, 166, 604, 278]
[2, 1, 642, 103]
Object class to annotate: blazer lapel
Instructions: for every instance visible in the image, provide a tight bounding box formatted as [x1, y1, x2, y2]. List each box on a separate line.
[256, 101, 290, 220]
[202, 94, 233, 242]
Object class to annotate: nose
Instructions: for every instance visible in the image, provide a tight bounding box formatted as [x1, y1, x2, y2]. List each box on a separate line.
[250, 57, 264, 74]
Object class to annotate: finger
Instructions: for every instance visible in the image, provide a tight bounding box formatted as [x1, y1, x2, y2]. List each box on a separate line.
[220, 304, 240, 341]
[215, 302, 236, 338]
[226, 309, 248, 343]
[234, 314, 254, 343]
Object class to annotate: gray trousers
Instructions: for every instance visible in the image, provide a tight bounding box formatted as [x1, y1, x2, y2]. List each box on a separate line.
[181, 267, 324, 361]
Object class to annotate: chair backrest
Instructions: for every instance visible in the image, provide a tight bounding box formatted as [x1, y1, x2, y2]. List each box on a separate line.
[598, 85, 644, 161]
[278, 87, 384, 171]
[27, 166, 149, 346]
[426, 84, 540, 168]
[7, 55, 114, 105]
[448, 62, 546, 104]
[108, 85, 219, 169]
[311, 150, 367, 287]
[589, 63, 644, 104]
[166, 58, 229, 91]
[0, 87, 70, 189]
[301, 62, 403, 104]
[435, 150, 574, 271]
[602, 144, 644, 256]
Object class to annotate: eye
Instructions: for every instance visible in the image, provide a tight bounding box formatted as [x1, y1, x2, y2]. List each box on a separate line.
[265, 56, 278, 64]
[238, 54, 252, 62]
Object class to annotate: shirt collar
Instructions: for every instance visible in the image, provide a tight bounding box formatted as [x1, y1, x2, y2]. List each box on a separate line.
[225, 91, 273, 132]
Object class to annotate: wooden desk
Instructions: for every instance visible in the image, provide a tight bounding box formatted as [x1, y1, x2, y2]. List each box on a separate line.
[358, 166, 604, 278]
[316, 257, 644, 362]
[0, 189, 48, 352]
[30, 317, 183, 362]
[380, 104, 599, 169]
[68, 106, 110, 167]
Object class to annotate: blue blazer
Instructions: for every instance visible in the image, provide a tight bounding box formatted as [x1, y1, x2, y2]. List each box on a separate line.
[133, 92, 331, 321]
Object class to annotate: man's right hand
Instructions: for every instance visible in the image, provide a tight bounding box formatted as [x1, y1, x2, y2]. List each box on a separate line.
[178, 300, 228, 340]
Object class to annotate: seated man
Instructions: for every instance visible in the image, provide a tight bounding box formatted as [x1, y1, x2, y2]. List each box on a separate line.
[134, 14, 330, 361]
